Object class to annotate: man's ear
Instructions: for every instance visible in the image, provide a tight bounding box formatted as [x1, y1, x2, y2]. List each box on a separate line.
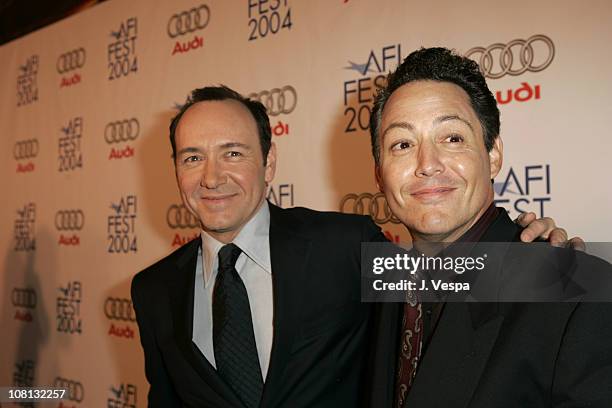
[489, 136, 503, 179]
[264, 143, 277, 185]
[375, 165, 384, 193]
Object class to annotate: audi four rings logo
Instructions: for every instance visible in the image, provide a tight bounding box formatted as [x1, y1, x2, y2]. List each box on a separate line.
[13, 139, 39, 160]
[248, 86, 297, 116]
[53, 377, 84, 402]
[104, 297, 136, 322]
[12, 288, 37, 308]
[55, 210, 85, 231]
[167, 4, 210, 38]
[104, 119, 139, 144]
[56, 48, 86, 74]
[166, 204, 199, 229]
[465, 34, 555, 79]
[340, 193, 400, 225]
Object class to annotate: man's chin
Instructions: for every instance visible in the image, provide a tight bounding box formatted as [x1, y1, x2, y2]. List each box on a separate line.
[409, 218, 459, 241]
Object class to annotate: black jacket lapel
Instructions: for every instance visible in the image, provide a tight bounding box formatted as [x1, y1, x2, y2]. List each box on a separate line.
[166, 238, 244, 408]
[260, 204, 312, 407]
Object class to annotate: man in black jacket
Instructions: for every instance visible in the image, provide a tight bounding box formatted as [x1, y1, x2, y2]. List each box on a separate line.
[368, 47, 612, 407]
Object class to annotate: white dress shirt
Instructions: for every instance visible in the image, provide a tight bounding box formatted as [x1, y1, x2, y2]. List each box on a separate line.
[192, 201, 274, 378]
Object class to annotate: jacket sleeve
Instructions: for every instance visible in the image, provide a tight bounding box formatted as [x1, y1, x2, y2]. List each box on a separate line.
[552, 302, 612, 407]
[131, 274, 182, 408]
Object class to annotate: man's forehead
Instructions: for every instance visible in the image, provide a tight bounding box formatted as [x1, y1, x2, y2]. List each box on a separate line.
[382, 81, 478, 125]
[177, 99, 258, 135]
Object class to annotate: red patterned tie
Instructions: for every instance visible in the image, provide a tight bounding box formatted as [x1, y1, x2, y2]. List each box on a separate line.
[395, 292, 423, 408]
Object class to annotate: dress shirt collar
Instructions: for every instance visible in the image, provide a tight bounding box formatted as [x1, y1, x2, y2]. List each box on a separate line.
[200, 201, 272, 288]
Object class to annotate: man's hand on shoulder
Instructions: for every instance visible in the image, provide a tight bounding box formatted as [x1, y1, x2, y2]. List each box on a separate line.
[516, 211, 586, 251]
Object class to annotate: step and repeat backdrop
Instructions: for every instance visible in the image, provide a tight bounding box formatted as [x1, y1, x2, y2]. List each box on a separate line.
[1, 0, 611, 406]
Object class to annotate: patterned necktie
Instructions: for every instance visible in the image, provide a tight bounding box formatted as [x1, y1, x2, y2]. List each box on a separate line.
[395, 291, 423, 408]
[213, 243, 264, 408]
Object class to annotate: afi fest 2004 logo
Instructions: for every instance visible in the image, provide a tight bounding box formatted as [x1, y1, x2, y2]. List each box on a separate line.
[108, 17, 138, 80]
[248, 0, 292, 41]
[108, 383, 137, 408]
[59, 117, 84, 172]
[342, 44, 403, 133]
[107, 195, 137, 254]
[57, 47, 86, 88]
[57, 281, 82, 335]
[17, 55, 39, 107]
[14, 203, 36, 252]
[494, 164, 552, 218]
[168, 3, 210, 55]
[466, 34, 554, 105]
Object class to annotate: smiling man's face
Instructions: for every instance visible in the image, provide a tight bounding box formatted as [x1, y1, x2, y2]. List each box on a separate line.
[174, 99, 276, 243]
[377, 80, 502, 242]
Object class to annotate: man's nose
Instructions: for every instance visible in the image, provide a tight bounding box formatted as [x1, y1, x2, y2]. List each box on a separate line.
[415, 141, 445, 178]
[200, 158, 225, 188]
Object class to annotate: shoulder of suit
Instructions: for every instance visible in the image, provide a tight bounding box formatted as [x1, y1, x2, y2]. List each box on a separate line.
[272, 205, 381, 241]
[275, 205, 375, 227]
[132, 238, 198, 289]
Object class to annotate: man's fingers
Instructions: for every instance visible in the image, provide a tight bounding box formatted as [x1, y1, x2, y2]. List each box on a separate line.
[519, 215, 557, 242]
[548, 228, 569, 247]
[566, 237, 586, 252]
[515, 212, 536, 227]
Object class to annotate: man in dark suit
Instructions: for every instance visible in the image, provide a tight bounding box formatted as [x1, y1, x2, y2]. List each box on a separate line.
[368, 47, 612, 407]
[132, 84, 576, 408]
[131, 85, 388, 408]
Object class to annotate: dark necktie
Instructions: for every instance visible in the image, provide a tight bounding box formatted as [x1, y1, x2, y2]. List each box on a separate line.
[213, 243, 264, 408]
[395, 291, 423, 408]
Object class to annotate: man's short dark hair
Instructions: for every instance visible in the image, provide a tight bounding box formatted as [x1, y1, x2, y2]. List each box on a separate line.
[169, 85, 272, 164]
[370, 47, 500, 165]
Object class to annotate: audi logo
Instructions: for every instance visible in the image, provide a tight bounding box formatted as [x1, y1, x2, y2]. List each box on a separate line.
[104, 118, 139, 144]
[339, 192, 400, 225]
[53, 377, 84, 402]
[13, 139, 39, 160]
[167, 4, 210, 38]
[248, 85, 297, 116]
[104, 297, 136, 322]
[56, 48, 86, 74]
[166, 204, 199, 229]
[12, 288, 37, 309]
[465, 34, 555, 79]
[55, 210, 85, 231]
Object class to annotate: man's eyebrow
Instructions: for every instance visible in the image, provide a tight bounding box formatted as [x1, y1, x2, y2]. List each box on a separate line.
[221, 142, 251, 150]
[434, 114, 474, 131]
[176, 146, 201, 156]
[176, 142, 251, 157]
[382, 121, 414, 139]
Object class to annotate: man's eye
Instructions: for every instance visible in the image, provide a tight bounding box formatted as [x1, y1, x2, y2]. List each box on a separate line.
[227, 151, 242, 158]
[446, 134, 464, 143]
[391, 141, 412, 151]
[183, 155, 200, 163]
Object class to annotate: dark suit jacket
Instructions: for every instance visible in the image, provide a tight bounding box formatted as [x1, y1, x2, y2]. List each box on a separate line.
[132, 203, 385, 408]
[368, 210, 612, 408]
